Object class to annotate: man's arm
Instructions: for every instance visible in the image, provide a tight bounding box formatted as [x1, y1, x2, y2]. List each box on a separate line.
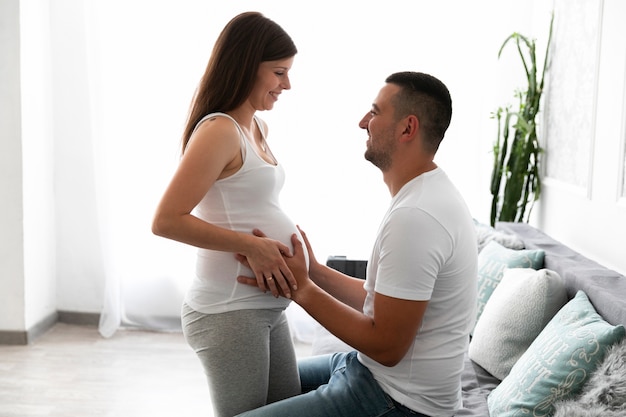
[237, 231, 428, 366]
[297, 281, 427, 366]
[286, 234, 427, 367]
[305, 263, 368, 311]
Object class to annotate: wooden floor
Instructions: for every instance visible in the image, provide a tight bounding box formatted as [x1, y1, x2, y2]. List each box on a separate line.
[0, 323, 312, 417]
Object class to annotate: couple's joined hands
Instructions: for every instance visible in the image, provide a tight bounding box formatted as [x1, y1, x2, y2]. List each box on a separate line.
[237, 226, 315, 300]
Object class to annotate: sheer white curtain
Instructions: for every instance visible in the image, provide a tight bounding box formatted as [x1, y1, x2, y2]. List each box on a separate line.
[84, 1, 199, 336]
[55, 0, 524, 337]
[78, 0, 380, 337]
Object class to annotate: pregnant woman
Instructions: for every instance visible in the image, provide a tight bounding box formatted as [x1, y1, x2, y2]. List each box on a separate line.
[152, 12, 306, 417]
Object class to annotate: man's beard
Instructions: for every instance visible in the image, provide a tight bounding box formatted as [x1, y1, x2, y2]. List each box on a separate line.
[364, 143, 393, 171]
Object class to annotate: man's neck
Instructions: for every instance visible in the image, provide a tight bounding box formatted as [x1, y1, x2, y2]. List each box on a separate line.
[383, 160, 438, 197]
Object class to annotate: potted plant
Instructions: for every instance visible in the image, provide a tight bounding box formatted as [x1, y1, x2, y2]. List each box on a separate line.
[489, 13, 554, 227]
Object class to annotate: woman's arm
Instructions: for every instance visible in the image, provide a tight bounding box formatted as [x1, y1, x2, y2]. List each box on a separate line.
[152, 117, 296, 297]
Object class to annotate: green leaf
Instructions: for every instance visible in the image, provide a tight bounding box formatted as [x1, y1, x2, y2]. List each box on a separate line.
[489, 11, 553, 226]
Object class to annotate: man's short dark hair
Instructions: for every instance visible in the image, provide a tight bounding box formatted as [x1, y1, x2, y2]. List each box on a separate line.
[386, 72, 452, 153]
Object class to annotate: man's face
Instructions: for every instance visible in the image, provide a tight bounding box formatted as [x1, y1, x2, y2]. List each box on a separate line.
[359, 83, 400, 171]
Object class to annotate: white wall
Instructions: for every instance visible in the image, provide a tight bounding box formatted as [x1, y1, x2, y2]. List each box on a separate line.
[534, 0, 626, 274]
[2, 0, 625, 333]
[0, 0, 26, 331]
[0, 0, 57, 332]
[21, 0, 57, 328]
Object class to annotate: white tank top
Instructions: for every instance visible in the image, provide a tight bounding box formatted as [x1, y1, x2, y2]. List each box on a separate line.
[185, 113, 306, 314]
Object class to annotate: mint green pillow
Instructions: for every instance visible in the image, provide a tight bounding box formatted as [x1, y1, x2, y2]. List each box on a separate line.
[488, 291, 626, 416]
[475, 241, 544, 326]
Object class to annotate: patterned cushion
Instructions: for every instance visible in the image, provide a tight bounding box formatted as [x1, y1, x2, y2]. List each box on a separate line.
[475, 241, 545, 329]
[488, 291, 626, 416]
[469, 268, 568, 380]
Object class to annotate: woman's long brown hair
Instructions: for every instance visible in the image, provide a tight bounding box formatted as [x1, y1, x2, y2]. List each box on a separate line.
[180, 12, 297, 154]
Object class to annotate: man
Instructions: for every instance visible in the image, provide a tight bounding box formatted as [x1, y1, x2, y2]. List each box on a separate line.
[237, 71, 477, 417]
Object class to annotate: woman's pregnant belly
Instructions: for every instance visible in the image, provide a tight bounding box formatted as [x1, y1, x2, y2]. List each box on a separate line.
[187, 208, 308, 313]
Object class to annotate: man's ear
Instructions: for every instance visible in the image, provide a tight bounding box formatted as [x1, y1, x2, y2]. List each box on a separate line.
[399, 115, 419, 143]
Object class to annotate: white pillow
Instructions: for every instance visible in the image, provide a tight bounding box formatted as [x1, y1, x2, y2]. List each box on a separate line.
[469, 268, 567, 380]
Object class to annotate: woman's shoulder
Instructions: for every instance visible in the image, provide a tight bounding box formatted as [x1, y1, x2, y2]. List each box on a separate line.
[188, 114, 242, 152]
[193, 113, 240, 137]
[194, 112, 237, 130]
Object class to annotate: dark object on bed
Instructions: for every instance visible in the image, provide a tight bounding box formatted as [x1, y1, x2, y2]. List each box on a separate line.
[326, 256, 367, 279]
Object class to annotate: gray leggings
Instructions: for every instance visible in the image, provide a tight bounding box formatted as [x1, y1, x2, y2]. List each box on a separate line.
[182, 303, 301, 417]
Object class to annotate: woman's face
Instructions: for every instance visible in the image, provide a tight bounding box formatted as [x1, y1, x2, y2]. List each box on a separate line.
[250, 56, 295, 111]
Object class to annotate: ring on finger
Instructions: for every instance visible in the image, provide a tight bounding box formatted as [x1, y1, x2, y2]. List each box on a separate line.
[266, 276, 273, 281]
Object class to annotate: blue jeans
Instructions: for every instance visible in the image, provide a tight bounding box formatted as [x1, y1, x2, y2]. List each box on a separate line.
[236, 351, 430, 417]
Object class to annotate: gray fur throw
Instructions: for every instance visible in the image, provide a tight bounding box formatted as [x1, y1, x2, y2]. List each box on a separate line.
[473, 219, 524, 253]
[553, 337, 626, 417]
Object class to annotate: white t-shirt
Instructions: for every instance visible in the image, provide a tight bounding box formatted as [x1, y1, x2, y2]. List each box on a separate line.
[358, 167, 477, 416]
[185, 113, 307, 314]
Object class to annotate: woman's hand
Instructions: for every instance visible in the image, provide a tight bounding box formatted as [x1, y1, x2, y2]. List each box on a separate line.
[237, 231, 310, 300]
[236, 229, 298, 298]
